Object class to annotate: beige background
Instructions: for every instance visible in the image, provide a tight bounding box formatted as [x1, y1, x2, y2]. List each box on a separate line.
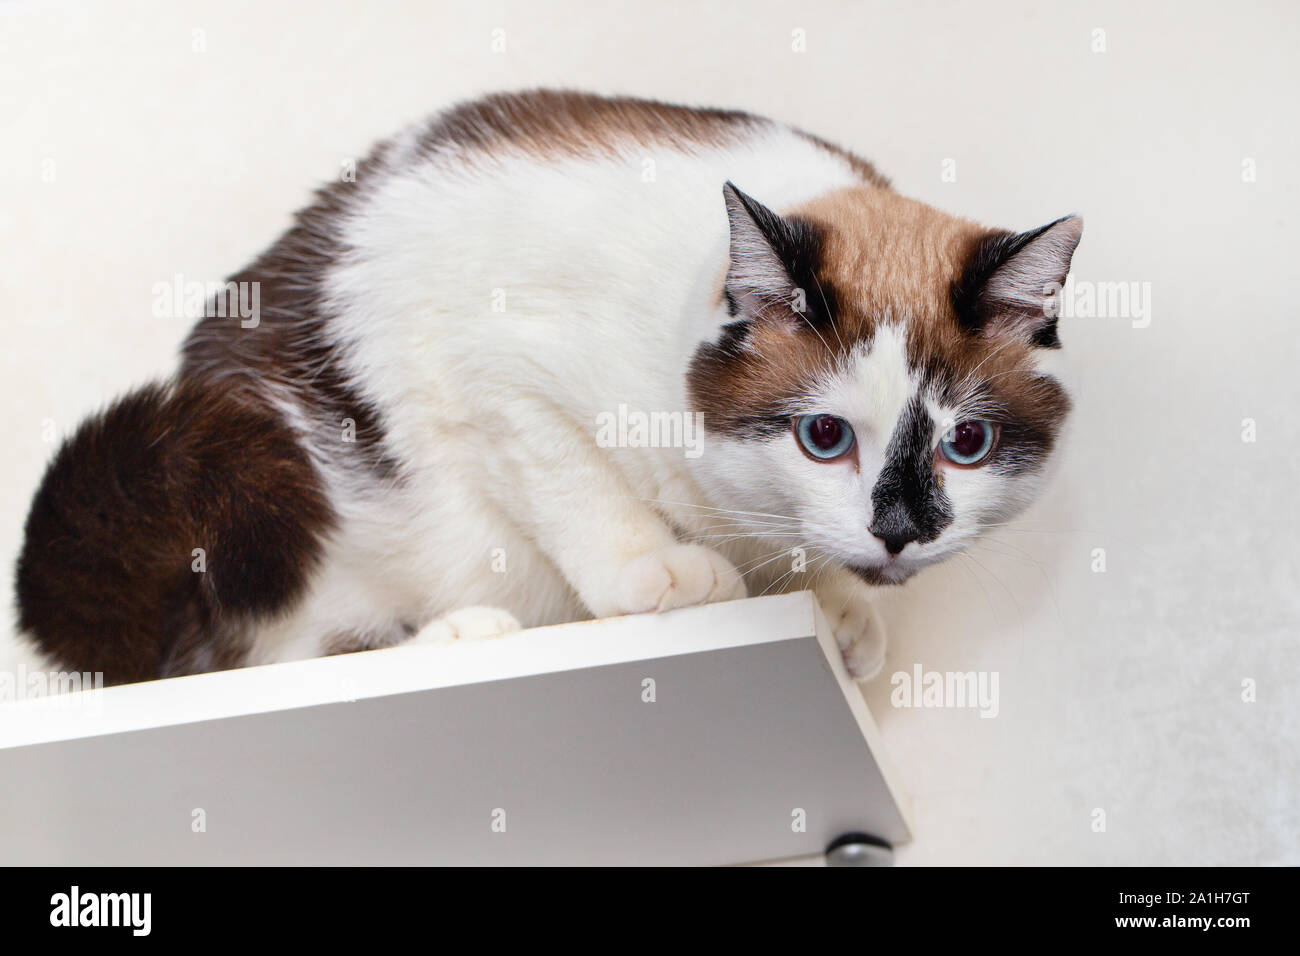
[2, 0, 1297, 864]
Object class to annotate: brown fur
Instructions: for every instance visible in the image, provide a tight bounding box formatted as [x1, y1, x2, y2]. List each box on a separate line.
[688, 309, 842, 437]
[15, 381, 334, 684]
[418, 89, 890, 187]
[792, 187, 987, 330]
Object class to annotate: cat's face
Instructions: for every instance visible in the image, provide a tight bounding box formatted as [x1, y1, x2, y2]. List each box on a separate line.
[688, 183, 1080, 585]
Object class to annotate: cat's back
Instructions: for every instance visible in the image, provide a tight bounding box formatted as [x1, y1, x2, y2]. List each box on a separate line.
[183, 90, 886, 461]
[410, 89, 764, 165]
[401, 89, 884, 182]
[325, 90, 885, 325]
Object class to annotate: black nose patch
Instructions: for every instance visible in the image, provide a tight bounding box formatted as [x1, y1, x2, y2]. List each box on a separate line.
[869, 398, 953, 546]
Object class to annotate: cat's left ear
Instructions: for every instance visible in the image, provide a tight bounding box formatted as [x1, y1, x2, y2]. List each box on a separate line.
[721, 181, 816, 330]
[954, 215, 1083, 347]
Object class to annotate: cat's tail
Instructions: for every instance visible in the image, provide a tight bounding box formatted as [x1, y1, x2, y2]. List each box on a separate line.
[14, 377, 334, 685]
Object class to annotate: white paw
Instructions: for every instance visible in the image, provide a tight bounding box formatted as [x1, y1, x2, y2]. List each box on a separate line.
[614, 544, 747, 614]
[824, 595, 887, 681]
[409, 606, 521, 645]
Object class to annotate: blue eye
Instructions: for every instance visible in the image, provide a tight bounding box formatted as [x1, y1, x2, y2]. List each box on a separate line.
[939, 420, 995, 466]
[795, 414, 855, 460]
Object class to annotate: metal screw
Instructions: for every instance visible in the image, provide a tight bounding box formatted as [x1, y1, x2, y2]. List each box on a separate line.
[825, 832, 894, 867]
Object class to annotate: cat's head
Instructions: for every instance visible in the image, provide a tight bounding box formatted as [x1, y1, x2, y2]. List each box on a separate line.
[687, 182, 1081, 585]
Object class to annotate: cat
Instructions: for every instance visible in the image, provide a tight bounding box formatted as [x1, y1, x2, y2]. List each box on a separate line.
[14, 90, 1081, 686]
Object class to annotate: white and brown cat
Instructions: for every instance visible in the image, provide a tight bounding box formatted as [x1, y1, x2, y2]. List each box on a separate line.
[15, 90, 1081, 685]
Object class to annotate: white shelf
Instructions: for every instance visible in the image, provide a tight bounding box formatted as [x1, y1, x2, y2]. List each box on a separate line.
[0, 591, 912, 865]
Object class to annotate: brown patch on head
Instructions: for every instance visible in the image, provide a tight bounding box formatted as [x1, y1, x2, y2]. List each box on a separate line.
[791, 187, 990, 331]
[688, 316, 840, 438]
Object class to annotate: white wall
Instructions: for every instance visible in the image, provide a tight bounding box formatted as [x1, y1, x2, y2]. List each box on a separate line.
[2, 0, 1296, 864]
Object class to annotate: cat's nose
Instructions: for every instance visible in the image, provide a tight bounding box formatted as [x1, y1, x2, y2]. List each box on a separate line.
[870, 514, 920, 556]
[873, 532, 915, 556]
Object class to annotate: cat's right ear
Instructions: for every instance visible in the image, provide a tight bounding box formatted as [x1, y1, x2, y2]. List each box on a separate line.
[722, 182, 813, 330]
[952, 215, 1084, 347]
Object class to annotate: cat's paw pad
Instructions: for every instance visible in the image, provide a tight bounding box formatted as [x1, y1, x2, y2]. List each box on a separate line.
[615, 544, 747, 614]
[826, 598, 887, 681]
[410, 606, 521, 645]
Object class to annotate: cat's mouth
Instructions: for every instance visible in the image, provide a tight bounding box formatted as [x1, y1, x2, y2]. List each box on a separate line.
[846, 560, 916, 586]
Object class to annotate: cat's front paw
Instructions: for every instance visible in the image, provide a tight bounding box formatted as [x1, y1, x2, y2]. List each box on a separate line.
[409, 606, 521, 645]
[815, 586, 887, 681]
[615, 544, 747, 614]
